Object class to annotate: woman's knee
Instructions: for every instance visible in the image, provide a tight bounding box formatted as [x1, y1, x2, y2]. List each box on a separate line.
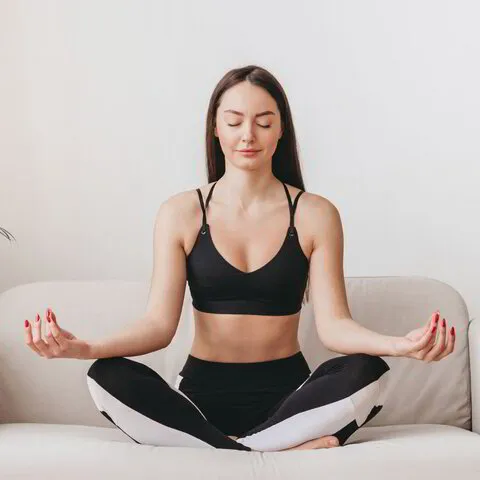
[86, 357, 130, 388]
[347, 353, 390, 377]
[86, 357, 139, 413]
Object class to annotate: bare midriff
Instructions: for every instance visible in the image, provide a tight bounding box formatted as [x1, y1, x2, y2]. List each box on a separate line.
[189, 308, 302, 363]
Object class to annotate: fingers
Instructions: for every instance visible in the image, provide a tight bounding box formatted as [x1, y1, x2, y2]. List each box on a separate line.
[419, 314, 456, 362]
[24, 308, 66, 359]
[424, 317, 447, 362]
[48, 308, 58, 324]
[425, 310, 440, 332]
[30, 313, 51, 357]
[431, 320, 456, 362]
[418, 311, 439, 339]
[411, 322, 438, 353]
[44, 309, 61, 349]
[45, 308, 68, 352]
[414, 310, 444, 358]
[435, 325, 455, 361]
[24, 319, 42, 356]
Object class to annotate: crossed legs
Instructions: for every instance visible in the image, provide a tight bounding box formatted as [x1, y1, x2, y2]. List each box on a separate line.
[86, 353, 390, 452]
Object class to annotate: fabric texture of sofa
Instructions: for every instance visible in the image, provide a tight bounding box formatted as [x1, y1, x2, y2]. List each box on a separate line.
[0, 276, 479, 479]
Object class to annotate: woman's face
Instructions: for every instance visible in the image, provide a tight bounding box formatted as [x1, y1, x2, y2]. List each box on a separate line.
[214, 81, 283, 169]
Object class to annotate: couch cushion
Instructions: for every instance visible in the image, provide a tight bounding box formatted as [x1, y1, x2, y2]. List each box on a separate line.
[0, 423, 479, 479]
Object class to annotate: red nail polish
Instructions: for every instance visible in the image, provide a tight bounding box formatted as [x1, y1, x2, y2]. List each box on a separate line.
[432, 326, 437, 334]
[442, 318, 446, 327]
[36, 313, 40, 322]
[451, 326, 455, 336]
[47, 316, 51, 323]
[25, 320, 29, 327]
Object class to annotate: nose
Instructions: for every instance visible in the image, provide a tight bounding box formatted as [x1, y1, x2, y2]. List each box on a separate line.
[241, 124, 255, 143]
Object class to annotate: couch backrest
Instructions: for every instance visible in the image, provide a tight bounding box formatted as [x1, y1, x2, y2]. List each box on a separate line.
[0, 277, 471, 430]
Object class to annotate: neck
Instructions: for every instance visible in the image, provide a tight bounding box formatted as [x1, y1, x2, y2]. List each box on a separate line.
[214, 170, 282, 213]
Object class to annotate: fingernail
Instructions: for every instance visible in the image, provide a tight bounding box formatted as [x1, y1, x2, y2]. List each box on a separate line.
[442, 318, 446, 327]
[432, 326, 437, 334]
[434, 313, 439, 322]
[451, 326, 455, 336]
[25, 320, 29, 328]
[36, 313, 40, 322]
[47, 316, 51, 323]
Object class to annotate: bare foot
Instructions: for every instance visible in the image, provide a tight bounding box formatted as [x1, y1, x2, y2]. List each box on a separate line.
[280, 435, 340, 451]
[229, 434, 339, 451]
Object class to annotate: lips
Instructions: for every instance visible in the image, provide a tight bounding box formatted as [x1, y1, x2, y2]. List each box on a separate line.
[238, 150, 260, 152]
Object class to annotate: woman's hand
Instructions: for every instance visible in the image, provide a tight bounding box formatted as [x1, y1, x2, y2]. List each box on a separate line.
[24, 308, 92, 359]
[392, 310, 456, 362]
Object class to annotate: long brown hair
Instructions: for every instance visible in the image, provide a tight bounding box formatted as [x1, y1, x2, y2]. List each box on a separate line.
[204, 64, 311, 304]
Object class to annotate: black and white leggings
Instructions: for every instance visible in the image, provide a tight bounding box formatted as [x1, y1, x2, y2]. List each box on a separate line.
[86, 351, 390, 452]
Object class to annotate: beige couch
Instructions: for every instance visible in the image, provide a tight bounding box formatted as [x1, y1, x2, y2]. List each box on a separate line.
[0, 276, 479, 479]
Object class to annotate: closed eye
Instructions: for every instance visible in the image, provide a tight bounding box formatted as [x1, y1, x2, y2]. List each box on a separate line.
[227, 124, 271, 129]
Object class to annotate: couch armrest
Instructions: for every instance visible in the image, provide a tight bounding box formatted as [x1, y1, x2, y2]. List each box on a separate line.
[469, 318, 479, 434]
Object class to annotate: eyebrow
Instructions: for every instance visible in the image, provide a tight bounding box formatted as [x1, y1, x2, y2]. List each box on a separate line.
[223, 109, 276, 118]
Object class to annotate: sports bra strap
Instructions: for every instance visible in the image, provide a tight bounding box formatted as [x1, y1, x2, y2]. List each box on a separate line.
[282, 183, 304, 235]
[196, 182, 217, 232]
[205, 182, 217, 209]
[198, 182, 302, 235]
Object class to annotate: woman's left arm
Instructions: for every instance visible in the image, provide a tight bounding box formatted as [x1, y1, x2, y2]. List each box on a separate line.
[307, 197, 448, 359]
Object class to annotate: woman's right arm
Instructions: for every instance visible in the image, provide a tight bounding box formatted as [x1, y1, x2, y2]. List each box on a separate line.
[87, 195, 188, 359]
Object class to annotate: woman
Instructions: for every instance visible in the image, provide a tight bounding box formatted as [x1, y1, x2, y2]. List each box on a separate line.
[24, 65, 456, 452]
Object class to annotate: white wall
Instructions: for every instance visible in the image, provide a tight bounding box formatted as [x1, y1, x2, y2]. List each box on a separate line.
[1, 0, 478, 325]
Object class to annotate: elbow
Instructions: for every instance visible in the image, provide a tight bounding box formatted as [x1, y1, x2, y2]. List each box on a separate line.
[317, 328, 335, 352]
[316, 321, 344, 354]
[159, 325, 178, 349]
[320, 338, 340, 353]
[157, 330, 174, 350]
[316, 316, 355, 354]
[146, 317, 177, 351]
[319, 334, 346, 354]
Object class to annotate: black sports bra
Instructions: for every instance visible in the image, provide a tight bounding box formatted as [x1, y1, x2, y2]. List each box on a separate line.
[186, 182, 310, 316]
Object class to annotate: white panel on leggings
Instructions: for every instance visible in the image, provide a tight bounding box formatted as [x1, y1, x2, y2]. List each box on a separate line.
[236, 377, 384, 452]
[349, 377, 381, 426]
[86, 376, 213, 449]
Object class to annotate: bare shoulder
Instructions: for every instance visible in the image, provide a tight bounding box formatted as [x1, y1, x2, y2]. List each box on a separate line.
[287, 187, 343, 247]
[283, 184, 339, 219]
[301, 191, 340, 218]
[160, 182, 216, 216]
[154, 183, 216, 242]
